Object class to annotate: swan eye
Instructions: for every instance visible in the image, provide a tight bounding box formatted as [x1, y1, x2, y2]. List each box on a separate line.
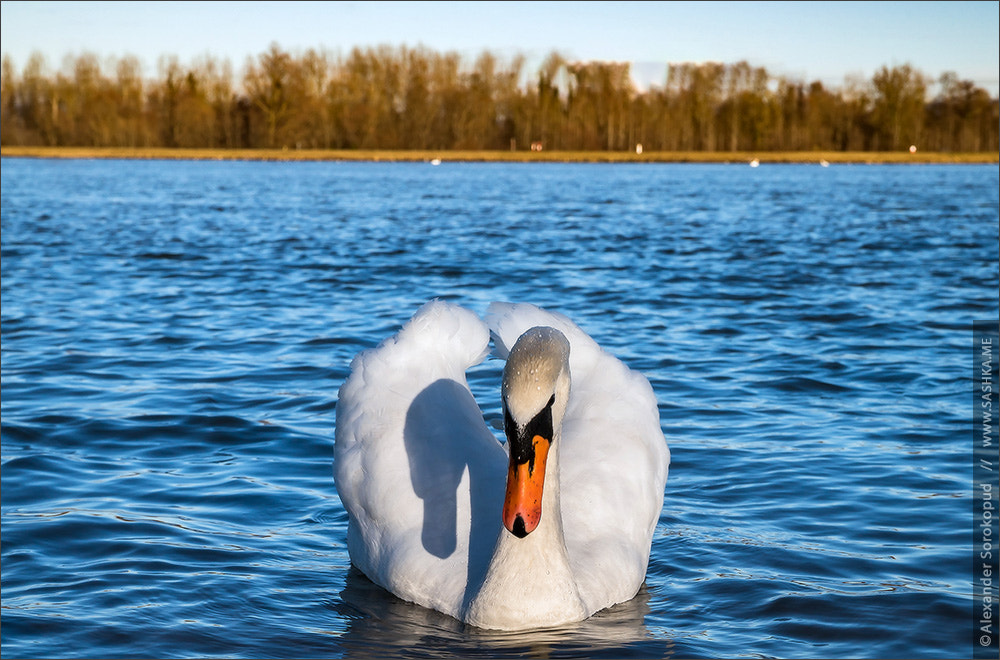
[502, 402, 515, 444]
[504, 394, 556, 463]
[523, 395, 555, 446]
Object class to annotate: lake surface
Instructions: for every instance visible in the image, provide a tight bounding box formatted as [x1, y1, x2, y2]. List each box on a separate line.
[2, 157, 997, 658]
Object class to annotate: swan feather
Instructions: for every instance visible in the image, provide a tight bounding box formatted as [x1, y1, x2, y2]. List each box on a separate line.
[334, 300, 670, 625]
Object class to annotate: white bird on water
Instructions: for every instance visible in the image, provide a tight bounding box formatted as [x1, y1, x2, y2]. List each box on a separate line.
[334, 300, 670, 630]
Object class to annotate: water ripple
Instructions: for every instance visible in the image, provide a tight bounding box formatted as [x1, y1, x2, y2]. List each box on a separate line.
[2, 159, 997, 658]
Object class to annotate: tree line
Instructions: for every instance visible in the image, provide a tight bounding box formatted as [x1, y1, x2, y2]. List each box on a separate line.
[2, 43, 997, 152]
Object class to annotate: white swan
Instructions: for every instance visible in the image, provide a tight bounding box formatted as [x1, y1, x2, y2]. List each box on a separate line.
[334, 300, 670, 630]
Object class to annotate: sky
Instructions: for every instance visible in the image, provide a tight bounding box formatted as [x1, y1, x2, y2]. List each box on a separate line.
[2, 1, 998, 95]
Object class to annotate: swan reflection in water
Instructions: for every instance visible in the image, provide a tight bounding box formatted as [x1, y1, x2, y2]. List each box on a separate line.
[328, 567, 676, 659]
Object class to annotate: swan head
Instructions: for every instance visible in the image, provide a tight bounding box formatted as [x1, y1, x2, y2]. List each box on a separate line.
[500, 326, 571, 539]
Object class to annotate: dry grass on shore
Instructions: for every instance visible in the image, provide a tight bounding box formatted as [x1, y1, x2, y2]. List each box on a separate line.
[1, 145, 997, 164]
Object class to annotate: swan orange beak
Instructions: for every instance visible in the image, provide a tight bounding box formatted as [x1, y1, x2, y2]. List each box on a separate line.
[502, 434, 550, 538]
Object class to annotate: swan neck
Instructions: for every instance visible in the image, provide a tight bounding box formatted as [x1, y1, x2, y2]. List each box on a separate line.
[463, 430, 587, 630]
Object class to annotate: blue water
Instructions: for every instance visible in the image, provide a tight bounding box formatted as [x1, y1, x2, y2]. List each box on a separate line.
[2, 157, 997, 658]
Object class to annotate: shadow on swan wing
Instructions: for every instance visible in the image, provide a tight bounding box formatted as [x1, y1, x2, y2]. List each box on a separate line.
[403, 378, 505, 603]
[334, 300, 505, 618]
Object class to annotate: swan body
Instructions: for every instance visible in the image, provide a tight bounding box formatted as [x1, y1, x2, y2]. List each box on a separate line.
[334, 301, 669, 630]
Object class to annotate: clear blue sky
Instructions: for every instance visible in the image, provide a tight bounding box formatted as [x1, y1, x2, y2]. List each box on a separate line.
[2, 1, 997, 95]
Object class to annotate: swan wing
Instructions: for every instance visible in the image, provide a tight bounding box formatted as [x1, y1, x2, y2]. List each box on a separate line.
[334, 301, 507, 618]
[485, 302, 670, 615]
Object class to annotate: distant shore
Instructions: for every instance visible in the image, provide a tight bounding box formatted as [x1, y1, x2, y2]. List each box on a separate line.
[1, 146, 997, 164]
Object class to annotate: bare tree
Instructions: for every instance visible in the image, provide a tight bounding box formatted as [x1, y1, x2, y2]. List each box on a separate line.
[1, 44, 996, 153]
[871, 64, 926, 150]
